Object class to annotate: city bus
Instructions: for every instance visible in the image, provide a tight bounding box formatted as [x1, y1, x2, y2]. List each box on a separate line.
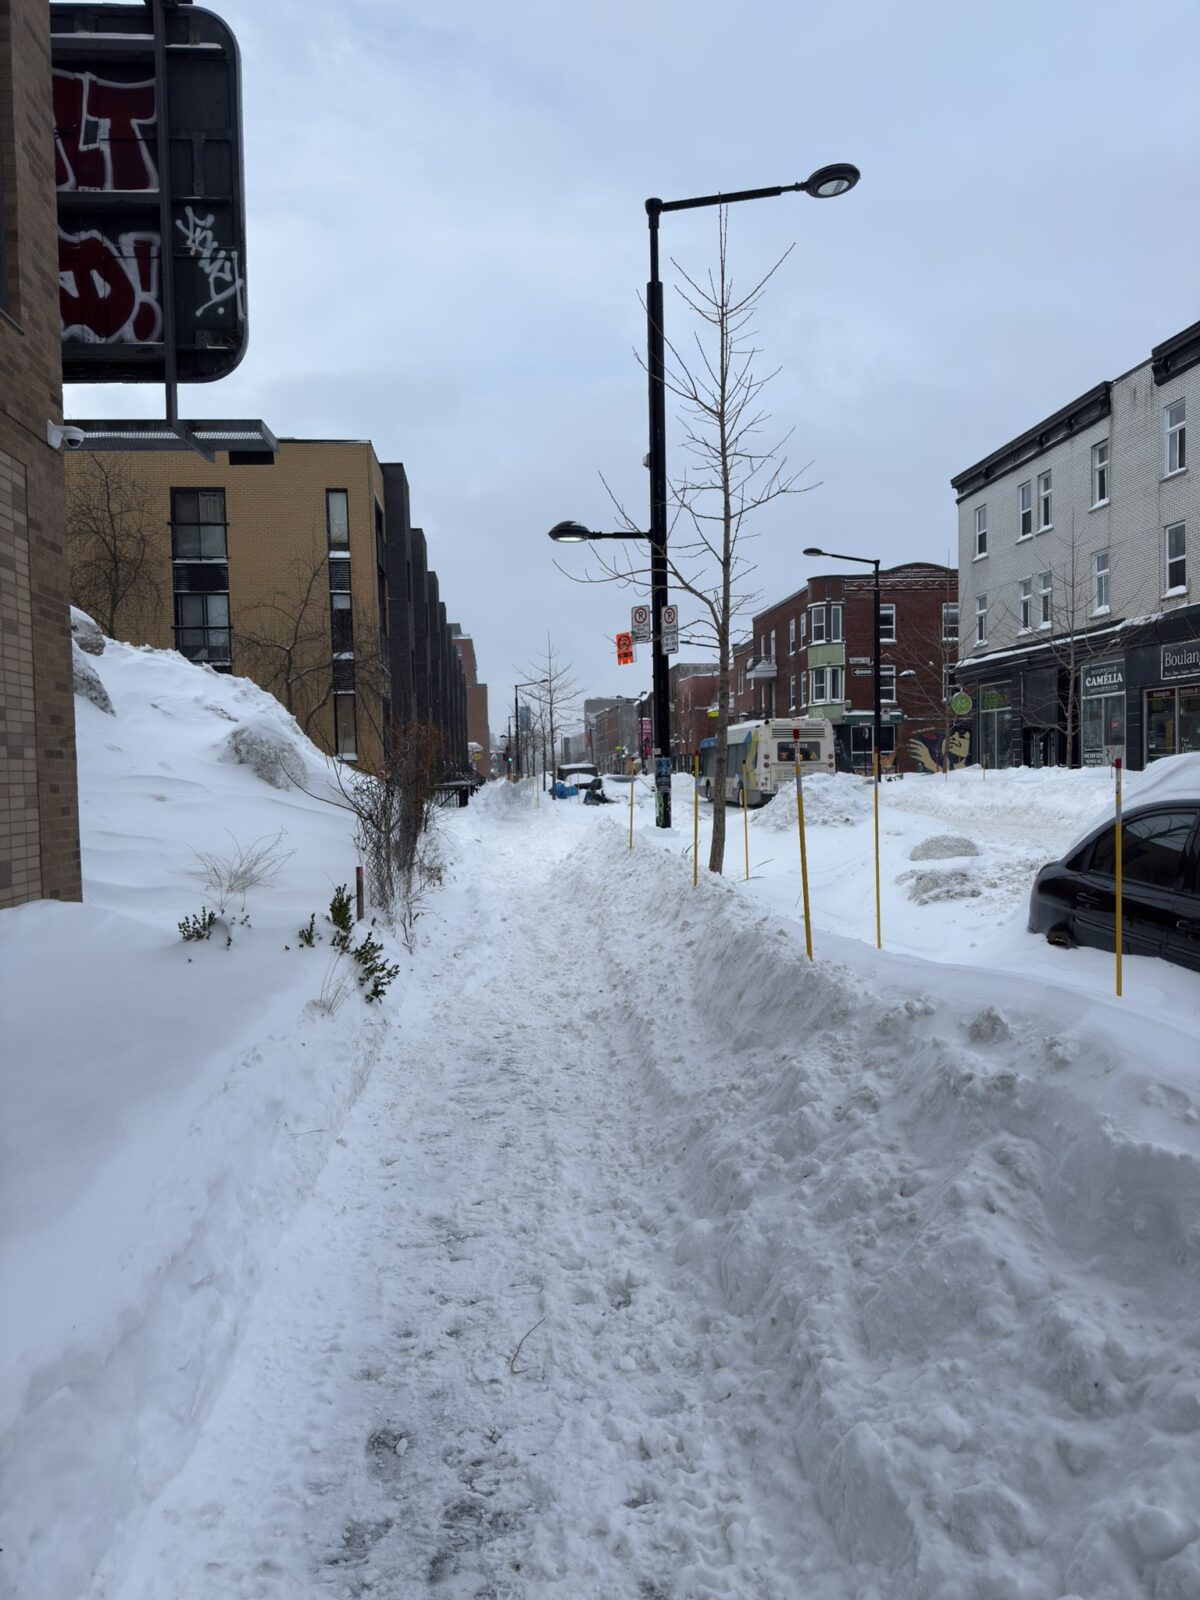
[697, 717, 836, 806]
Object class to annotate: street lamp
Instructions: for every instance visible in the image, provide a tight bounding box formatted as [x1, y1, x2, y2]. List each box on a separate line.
[645, 164, 861, 828]
[804, 545, 882, 782]
[512, 677, 549, 782]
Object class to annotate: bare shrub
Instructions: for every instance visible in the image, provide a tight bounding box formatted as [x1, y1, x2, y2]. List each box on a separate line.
[186, 829, 294, 915]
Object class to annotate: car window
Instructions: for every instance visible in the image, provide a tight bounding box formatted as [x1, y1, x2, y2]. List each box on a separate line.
[1089, 809, 1197, 889]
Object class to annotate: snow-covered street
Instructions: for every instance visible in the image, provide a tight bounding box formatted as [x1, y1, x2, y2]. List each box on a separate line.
[4, 643, 1200, 1599]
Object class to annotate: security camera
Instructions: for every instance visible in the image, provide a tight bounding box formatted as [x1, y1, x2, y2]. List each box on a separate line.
[46, 422, 87, 451]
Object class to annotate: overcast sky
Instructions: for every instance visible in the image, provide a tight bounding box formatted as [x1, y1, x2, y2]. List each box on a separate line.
[68, 0, 1200, 734]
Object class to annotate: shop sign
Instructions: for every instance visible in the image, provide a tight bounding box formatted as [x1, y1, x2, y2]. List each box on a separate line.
[1161, 642, 1200, 683]
[1082, 659, 1125, 696]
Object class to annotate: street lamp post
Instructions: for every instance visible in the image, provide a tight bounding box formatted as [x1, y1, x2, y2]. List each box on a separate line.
[548, 162, 860, 831]
[804, 547, 882, 782]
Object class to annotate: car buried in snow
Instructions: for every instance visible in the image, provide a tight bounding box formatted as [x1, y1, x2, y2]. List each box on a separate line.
[1027, 757, 1200, 972]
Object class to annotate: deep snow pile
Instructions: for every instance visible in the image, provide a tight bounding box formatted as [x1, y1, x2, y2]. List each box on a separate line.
[0, 628, 394, 1600]
[564, 820, 1200, 1599]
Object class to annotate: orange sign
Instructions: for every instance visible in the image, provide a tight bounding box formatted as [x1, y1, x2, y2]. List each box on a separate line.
[616, 631, 634, 666]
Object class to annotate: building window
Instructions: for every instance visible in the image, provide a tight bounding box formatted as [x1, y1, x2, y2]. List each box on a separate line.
[799, 670, 808, 707]
[828, 667, 843, 702]
[737, 667, 744, 696]
[1018, 481, 1032, 539]
[328, 560, 351, 592]
[788, 617, 796, 655]
[830, 603, 843, 643]
[811, 666, 827, 702]
[1164, 522, 1186, 592]
[975, 592, 988, 644]
[171, 489, 230, 666]
[880, 665, 896, 702]
[759, 631, 767, 655]
[333, 693, 357, 758]
[1038, 469, 1052, 530]
[799, 612, 807, 647]
[1166, 400, 1186, 476]
[1019, 577, 1033, 632]
[809, 605, 827, 644]
[941, 664, 951, 702]
[1039, 571, 1053, 627]
[768, 628, 776, 659]
[878, 603, 896, 643]
[974, 504, 987, 558]
[788, 674, 796, 709]
[942, 602, 959, 641]
[1092, 439, 1109, 506]
[327, 489, 350, 550]
[1092, 550, 1110, 613]
[331, 590, 354, 653]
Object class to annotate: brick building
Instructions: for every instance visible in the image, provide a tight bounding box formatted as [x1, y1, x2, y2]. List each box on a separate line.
[450, 624, 490, 779]
[739, 564, 957, 772]
[673, 671, 718, 764]
[65, 430, 471, 775]
[952, 323, 1199, 769]
[1, 0, 82, 909]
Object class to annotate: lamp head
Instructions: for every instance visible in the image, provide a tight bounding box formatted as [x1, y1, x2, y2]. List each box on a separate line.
[803, 163, 860, 199]
[548, 519, 591, 543]
[803, 546, 825, 557]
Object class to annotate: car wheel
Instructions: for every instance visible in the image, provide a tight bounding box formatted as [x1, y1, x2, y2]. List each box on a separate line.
[1046, 923, 1074, 949]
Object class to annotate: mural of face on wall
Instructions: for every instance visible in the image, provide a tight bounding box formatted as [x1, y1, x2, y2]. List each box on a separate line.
[907, 721, 972, 773]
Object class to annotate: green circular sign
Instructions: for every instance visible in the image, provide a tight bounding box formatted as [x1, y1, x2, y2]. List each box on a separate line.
[950, 691, 973, 715]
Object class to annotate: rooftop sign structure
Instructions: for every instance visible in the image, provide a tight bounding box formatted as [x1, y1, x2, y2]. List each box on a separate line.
[51, 1, 247, 389]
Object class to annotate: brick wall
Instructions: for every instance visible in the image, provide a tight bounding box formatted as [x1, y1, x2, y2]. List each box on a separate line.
[0, 0, 82, 908]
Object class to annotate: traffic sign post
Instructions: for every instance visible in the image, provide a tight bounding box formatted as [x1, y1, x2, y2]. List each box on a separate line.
[631, 605, 651, 643]
[661, 604, 679, 655]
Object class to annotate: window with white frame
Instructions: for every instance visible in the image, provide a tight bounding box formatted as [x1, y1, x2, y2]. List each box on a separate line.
[880, 665, 896, 702]
[768, 629, 776, 659]
[1039, 570, 1052, 626]
[1166, 400, 1186, 476]
[942, 602, 959, 641]
[799, 670, 808, 707]
[737, 666, 745, 695]
[809, 604, 827, 644]
[1092, 549, 1110, 612]
[1165, 522, 1186, 592]
[1092, 439, 1109, 506]
[1018, 481, 1032, 538]
[974, 503, 988, 558]
[759, 632, 767, 655]
[941, 664, 951, 702]
[788, 616, 796, 655]
[975, 592, 988, 644]
[1018, 577, 1033, 631]
[811, 666, 828, 702]
[1038, 470, 1052, 530]
[828, 667, 844, 702]
[830, 603, 843, 643]
[799, 612, 807, 647]
[878, 603, 896, 643]
[789, 674, 796, 708]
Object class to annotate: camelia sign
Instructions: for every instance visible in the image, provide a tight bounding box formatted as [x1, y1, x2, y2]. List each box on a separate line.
[51, 2, 247, 384]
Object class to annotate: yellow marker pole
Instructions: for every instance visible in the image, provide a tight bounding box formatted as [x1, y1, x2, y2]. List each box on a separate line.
[692, 753, 699, 888]
[628, 756, 635, 850]
[742, 760, 750, 881]
[873, 751, 882, 949]
[1114, 756, 1123, 998]
[795, 755, 813, 961]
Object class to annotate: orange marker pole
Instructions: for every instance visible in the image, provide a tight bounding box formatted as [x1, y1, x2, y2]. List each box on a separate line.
[742, 761, 750, 881]
[873, 751, 882, 950]
[1114, 757, 1123, 998]
[794, 751, 813, 961]
[692, 752, 699, 888]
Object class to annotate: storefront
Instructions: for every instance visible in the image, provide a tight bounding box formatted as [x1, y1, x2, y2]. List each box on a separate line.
[977, 680, 1015, 770]
[1081, 658, 1126, 767]
[1144, 641, 1200, 762]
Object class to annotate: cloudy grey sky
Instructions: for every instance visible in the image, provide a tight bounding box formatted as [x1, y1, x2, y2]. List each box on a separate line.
[69, 0, 1200, 733]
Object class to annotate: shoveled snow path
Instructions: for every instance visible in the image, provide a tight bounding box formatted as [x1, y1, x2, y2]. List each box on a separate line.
[102, 813, 846, 1600]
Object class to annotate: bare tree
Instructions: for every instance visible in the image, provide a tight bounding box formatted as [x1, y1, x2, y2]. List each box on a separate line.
[572, 212, 809, 872]
[234, 552, 338, 733]
[518, 636, 581, 786]
[66, 452, 163, 638]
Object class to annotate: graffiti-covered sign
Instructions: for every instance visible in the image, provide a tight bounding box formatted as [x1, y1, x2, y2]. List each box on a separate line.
[51, 4, 247, 383]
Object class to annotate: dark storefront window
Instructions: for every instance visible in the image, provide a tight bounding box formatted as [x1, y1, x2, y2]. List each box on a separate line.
[1146, 687, 1200, 761]
[979, 681, 1012, 769]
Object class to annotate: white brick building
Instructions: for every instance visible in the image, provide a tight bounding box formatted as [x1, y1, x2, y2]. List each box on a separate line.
[951, 322, 1199, 769]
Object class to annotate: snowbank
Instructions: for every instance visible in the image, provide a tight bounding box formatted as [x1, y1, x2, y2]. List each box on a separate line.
[0, 636, 397, 1599]
[559, 824, 1200, 1599]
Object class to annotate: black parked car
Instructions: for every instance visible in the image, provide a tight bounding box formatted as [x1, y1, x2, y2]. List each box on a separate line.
[1028, 800, 1200, 972]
